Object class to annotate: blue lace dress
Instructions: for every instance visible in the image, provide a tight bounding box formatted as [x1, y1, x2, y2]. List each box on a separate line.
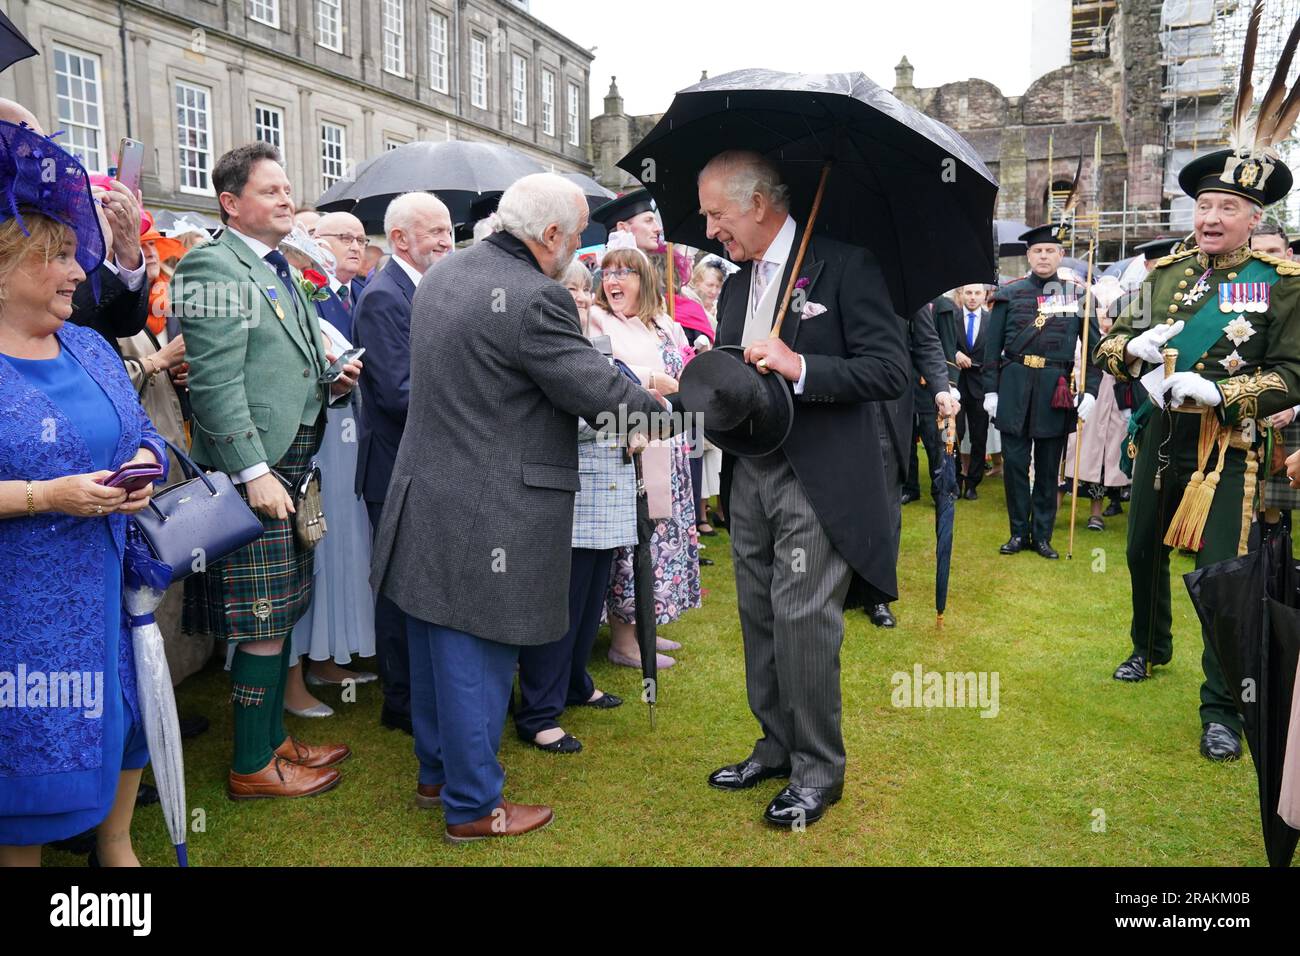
[0, 340, 150, 846]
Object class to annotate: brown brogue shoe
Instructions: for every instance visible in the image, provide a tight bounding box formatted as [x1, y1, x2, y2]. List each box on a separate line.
[227, 756, 341, 800]
[444, 799, 554, 843]
[275, 736, 351, 769]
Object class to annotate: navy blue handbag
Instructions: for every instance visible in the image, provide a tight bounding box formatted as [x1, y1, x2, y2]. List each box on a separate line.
[131, 438, 265, 584]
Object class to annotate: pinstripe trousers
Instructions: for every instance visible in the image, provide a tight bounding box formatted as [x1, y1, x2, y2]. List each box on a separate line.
[730, 452, 854, 788]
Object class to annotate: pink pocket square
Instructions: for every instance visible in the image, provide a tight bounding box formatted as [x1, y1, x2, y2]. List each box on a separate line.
[800, 301, 827, 320]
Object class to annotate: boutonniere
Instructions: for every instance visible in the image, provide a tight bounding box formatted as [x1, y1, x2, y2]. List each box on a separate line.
[1222, 316, 1255, 347]
[795, 277, 810, 291]
[297, 269, 330, 303]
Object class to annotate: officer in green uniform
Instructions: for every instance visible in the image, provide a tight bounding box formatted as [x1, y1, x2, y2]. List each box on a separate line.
[1095, 144, 1300, 761]
[982, 223, 1102, 559]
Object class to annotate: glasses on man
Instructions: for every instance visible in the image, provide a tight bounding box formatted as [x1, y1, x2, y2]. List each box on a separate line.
[603, 268, 636, 280]
[318, 234, 368, 247]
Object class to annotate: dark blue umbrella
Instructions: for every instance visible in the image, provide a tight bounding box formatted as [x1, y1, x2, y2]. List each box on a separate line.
[934, 415, 959, 626]
[0, 10, 37, 74]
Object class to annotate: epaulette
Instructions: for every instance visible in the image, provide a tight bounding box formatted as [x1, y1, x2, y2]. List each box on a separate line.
[1251, 249, 1300, 276]
[1151, 248, 1197, 270]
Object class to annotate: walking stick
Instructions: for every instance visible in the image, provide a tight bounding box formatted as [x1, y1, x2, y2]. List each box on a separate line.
[769, 161, 832, 342]
[1066, 237, 1096, 559]
[665, 241, 676, 321]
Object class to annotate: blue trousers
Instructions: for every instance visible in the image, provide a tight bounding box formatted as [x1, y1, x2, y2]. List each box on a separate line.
[406, 617, 519, 825]
[368, 501, 410, 716]
[515, 548, 615, 739]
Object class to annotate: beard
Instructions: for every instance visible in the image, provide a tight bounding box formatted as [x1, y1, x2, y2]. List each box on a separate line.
[547, 235, 580, 279]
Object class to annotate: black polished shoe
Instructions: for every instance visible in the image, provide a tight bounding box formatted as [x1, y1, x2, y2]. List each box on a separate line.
[528, 732, 582, 754]
[1112, 654, 1150, 682]
[699, 556, 715, 566]
[381, 705, 414, 736]
[963, 487, 978, 500]
[576, 691, 623, 710]
[1102, 500, 1123, 517]
[900, 491, 918, 505]
[868, 603, 897, 628]
[763, 782, 844, 828]
[708, 758, 792, 791]
[1035, 540, 1059, 559]
[999, 535, 1026, 555]
[1200, 722, 1242, 762]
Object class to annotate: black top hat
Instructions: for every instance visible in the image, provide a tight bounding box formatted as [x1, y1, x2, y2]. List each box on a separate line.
[678, 346, 793, 458]
[1018, 222, 1068, 247]
[591, 188, 656, 229]
[1133, 237, 1181, 261]
[1178, 148, 1293, 207]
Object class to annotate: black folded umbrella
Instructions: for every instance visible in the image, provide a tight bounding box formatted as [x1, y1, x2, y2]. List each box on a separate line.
[1184, 532, 1300, 867]
[934, 416, 959, 626]
[616, 68, 998, 317]
[0, 10, 37, 75]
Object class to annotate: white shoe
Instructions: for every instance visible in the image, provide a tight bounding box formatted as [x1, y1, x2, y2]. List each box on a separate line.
[285, 702, 334, 718]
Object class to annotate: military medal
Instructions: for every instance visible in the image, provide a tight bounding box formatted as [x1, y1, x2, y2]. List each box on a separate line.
[1222, 316, 1255, 346]
[1219, 281, 1267, 314]
[1182, 269, 1212, 306]
[266, 285, 286, 320]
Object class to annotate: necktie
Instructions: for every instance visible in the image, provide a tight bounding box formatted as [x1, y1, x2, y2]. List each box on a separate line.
[752, 259, 775, 312]
[966, 311, 977, 350]
[337, 284, 351, 313]
[263, 249, 293, 290]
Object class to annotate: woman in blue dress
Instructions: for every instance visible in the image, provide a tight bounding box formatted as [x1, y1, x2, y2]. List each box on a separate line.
[0, 126, 167, 866]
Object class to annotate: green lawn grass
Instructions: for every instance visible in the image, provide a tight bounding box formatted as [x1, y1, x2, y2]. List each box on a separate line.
[54, 471, 1265, 866]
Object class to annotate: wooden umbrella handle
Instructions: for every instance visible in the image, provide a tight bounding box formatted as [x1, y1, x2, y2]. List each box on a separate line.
[770, 161, 832, 341]
[666, 241, 676, 321]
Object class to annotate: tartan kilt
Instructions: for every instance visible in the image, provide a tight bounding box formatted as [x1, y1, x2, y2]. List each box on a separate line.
[183, 423, 322, 643]
[1264, 422, 1300, 511]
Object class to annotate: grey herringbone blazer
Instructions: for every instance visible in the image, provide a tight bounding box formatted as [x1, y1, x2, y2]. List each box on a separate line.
[369, 232, 666, 646]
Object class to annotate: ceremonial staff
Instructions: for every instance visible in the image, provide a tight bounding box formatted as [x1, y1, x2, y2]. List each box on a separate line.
[1067, 129, 1104, 559]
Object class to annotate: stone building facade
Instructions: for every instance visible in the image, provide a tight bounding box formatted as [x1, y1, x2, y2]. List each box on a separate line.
[0, 0, 593, 219]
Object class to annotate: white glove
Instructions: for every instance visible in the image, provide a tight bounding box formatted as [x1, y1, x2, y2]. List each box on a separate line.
[1158, 371, 1221, 408]
[983, 392, 998, 419]
[1124, 320, 1184, 365]
[1075, 392, 1096, 423]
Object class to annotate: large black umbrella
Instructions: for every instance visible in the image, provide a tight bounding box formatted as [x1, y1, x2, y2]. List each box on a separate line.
[616, 69, 998, 318]
[934, 415, 959, 626]
[561, 171, 616, 248]
[0, 10, 37, 74]
[316, 140, 546, 231]
[1184, 532, 1300, 867]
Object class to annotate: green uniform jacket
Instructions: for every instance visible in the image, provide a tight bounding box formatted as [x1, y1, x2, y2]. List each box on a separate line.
[981, 271, 1102, 438]
[1094, 245, 1300, 427]
[171, 228, 333, 473]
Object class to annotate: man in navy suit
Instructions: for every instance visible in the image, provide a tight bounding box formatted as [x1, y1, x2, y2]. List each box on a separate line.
[353, 191, 453, 734]
[953, 283, 992, 499]
[314, 212, 370, 340]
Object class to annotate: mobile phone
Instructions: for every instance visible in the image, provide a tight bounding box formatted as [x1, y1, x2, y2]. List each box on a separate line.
[115, 137, 145, 195]
[100, 460, 164, 492]
[318, 347, 366, 385]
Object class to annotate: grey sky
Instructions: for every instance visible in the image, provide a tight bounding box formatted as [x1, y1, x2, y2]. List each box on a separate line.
[531, 0, 1036, 118]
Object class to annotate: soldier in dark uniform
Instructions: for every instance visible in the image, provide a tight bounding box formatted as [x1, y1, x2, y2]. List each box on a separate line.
[982, 223, 1102, 559]
[1095, 140, 1300, 760]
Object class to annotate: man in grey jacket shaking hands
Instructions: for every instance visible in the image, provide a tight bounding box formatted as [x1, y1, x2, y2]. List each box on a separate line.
[370, 174, 671, 842]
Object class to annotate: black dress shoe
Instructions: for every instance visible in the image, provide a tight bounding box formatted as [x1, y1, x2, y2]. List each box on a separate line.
[963, 487, 978, 500]
[381, 705, 414, 735]
[763, 782, 844, 828]
[136, 782, 160, 807]
[1200, 722, 1242, 762]
[1112, 654, 1150, 682]
[901, 491, 919, 505]
[999, 535, 1026, 554]
[1035, 540, 1059, 559]
[699, 556, 715, 566]
[708, 758, 792, 791]
[528, 732, 582, 754]
[868, 603, 897, 628]
[576, 692, 623, 710]
[1102, 500, 1123, 517]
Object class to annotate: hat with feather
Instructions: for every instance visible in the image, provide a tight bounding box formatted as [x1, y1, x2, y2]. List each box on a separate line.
[1179, 0, 1300, 206]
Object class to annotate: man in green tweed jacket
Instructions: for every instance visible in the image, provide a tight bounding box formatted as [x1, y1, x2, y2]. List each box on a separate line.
[172, 143, 362, 800]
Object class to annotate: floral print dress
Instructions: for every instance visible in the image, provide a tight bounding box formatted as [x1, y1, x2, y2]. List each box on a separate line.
[606, 328, 702, 625]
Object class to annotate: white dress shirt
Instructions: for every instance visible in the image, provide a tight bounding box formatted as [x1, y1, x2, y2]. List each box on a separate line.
[961, 308, 982, 353]
[392, 253, 425, 290]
